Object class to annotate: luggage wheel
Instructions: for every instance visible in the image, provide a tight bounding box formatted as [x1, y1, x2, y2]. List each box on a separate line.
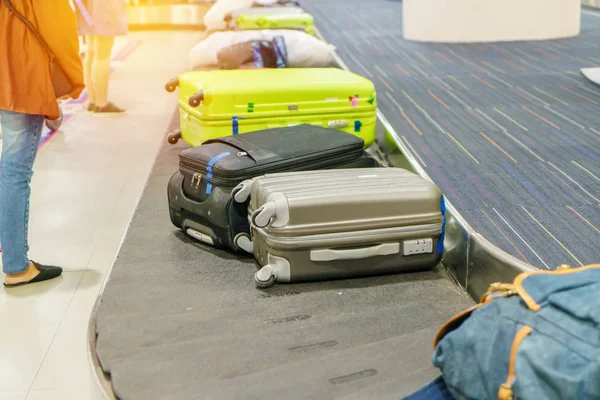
[254, 255, 290, 288]
[165, 77, 179, 92]
[251, 202, 277, 228]
[234, 233, 253, 253]
[167, 129, 182, 145]
[189, 91, 204, 107]
[255, 265, 276, 288]
[232, 180, 253, 203]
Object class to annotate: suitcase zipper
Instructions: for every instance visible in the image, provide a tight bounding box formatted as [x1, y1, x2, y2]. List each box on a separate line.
[180, 148, 364, 188]
[190, 172, 202, 189]
[255, 223, 443, 249]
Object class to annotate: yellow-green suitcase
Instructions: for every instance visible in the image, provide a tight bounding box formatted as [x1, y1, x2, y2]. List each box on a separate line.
[225, 7, 314, 35]
[165, 68, 377, 148]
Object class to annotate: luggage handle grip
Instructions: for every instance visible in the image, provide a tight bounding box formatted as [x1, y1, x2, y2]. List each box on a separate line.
[310, 243, 400, 262]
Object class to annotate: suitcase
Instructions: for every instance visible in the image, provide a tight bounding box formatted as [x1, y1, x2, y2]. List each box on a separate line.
[165, 68, 377, 148]
[245, 168, 445, 287]
[167, 125, 379, 252]
[225, 7, 314, 35]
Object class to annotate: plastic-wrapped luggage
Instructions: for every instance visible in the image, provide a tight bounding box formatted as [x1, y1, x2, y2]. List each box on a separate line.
[225, 7, 314, 35]
[165, 68, 377, 147]
[216, 36, 287, 69]
[187, 30, 335, 69]
[244, 168, 445, 287]
[204, 0, 255, 31]
[252, 0, 299, 7]
[167, 125, 378, 252]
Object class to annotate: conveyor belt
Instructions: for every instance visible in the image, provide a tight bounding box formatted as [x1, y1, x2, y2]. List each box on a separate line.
[92, 111, 473, 400]
[302, 0, 600, 269]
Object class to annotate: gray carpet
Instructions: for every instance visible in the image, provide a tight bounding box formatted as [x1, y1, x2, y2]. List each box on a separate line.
[94, 112, 473, 399]
[302, 0, 600, 269]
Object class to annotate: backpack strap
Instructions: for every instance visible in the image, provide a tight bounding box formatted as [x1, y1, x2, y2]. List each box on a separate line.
[498, 325, 533, 400]
[480, 282, 517, 303]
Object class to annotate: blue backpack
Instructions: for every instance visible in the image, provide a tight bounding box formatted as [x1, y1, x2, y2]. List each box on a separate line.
[432, 264, 600, 400]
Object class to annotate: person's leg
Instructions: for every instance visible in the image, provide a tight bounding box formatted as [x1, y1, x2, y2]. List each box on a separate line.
[0, 110, 63, 286]
[92, 35, 125, 114]
[83, 35, 97, 110]
[0, 111, 43, 274]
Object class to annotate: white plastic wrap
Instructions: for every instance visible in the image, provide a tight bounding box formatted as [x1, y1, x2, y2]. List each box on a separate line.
[188, 30, 336, 69]
[253, 0, 289, 5]
[203, 0, 255, 31]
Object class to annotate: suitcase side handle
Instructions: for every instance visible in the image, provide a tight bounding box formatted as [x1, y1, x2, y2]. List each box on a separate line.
[310, 243, 400, 262]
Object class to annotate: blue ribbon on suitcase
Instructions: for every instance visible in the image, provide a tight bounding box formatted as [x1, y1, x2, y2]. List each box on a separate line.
[436, 195, 446, 254]
[232, 116, 246, 135]
[205, 152, 231, 194]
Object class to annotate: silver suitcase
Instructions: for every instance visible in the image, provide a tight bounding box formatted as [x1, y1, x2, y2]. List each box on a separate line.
[239, 168, 445, 287]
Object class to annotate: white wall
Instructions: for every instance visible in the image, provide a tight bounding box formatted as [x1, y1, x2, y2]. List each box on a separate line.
[403, 0, 581, 43]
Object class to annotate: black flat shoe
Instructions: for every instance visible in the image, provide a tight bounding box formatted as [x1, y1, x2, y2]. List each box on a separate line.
[3, 261, 63, 288]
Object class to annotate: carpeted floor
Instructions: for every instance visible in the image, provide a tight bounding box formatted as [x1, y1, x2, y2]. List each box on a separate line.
[302, 0, 600, 269]
[94, 112, 473, 400]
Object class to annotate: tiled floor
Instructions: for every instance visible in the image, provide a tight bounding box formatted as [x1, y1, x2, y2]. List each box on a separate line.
[0, 31, 202, 400]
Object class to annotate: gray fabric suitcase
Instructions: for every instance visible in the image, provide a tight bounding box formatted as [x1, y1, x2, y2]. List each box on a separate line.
[240, 168, 445, 287]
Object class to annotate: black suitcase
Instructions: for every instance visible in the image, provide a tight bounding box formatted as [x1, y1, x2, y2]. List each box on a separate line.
[167, 125, 379, 252]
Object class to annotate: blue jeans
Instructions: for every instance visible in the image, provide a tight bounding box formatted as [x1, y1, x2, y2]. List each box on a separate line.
[0, 110, 44, 274]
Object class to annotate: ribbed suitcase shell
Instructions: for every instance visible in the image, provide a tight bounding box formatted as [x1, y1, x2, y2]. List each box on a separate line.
[248, 168, 444, 286]
[176, 68, 377, 147]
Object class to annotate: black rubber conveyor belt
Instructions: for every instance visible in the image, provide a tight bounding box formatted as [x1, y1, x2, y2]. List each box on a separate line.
[301, 0, 600, 269]
[93, 111, 473, 400]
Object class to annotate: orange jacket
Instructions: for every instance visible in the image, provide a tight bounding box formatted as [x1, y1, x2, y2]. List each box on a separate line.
[0, 0, 85, 119]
